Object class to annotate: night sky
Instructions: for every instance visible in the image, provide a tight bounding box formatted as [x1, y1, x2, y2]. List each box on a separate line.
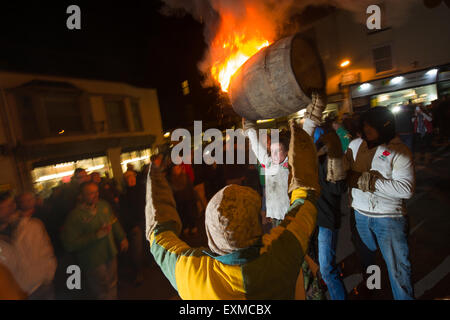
[0, 1, 225, 131]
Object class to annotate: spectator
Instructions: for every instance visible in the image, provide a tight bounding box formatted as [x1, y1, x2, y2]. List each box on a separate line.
[346, 107, 415, 300]
[412, 105, 433, 164]
[0, 191, 57, 299]
[330, 114, 351, 153]
[90, 172, 102, 185]
[394, 104, 415, 153]
[314, 124, 348, 300]
[126, 163, 137, 176]
[167, 164, 199, 236]
[61, 182, 128, 299]
[120, 170, 146, 286]
[16, 192, 47, 222]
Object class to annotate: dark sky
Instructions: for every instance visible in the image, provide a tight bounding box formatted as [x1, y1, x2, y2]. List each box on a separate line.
[0, 1, 225, 131]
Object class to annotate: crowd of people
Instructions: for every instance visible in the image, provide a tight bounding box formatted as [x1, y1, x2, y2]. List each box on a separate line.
[0, 163, 151, 299]
[1, 93, 449, 300]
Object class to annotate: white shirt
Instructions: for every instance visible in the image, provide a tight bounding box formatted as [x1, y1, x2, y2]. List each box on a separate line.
[0, 217, 57, 294]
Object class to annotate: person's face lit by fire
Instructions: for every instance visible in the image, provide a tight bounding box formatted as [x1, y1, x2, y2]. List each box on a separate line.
[363, 122, 379, 142]
[82, 183, 99, 207]
[17, 192, 36, 212]
[0, 197, 16, 222]
[271, 142, 287, 165]
[74, 170, 89, 185]
[90, 172, 101, 184]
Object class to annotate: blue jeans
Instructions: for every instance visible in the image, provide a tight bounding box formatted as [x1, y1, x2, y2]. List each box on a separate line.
[318, 227, 347, 300]
[354, 210, 414, 300]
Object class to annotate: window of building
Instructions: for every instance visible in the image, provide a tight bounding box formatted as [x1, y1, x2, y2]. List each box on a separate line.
[372, 45, 393, 74]
[130, 101, 143, 131]
[105, 99, 129, 132]
[16, 94, 39, 140]
[181, 80, 190, 96]
[43, 94, 84, 135]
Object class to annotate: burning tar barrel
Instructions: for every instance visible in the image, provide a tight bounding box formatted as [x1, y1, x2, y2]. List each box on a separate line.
[229, 34, 325, 120]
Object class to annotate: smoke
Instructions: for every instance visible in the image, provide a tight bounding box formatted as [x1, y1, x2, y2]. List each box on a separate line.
[160, 0, 412, 86]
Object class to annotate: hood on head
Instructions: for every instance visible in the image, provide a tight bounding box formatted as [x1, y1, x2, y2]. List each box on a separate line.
[205, 185, 262, 256]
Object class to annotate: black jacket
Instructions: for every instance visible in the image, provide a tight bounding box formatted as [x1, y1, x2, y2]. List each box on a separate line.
[316, 155, 347, 230]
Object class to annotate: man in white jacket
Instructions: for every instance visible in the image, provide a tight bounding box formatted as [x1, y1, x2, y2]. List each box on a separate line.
[0, 191, 57, 299]
[346, 106, 415, 300]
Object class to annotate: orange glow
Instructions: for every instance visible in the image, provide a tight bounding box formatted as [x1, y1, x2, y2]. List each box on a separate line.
[340, 60, 351, 68]
[208, 10, 273, 92]
[211, 36, 269, 92]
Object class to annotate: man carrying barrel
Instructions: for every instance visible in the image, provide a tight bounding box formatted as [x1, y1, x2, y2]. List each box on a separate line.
[145, 119, 320, 299]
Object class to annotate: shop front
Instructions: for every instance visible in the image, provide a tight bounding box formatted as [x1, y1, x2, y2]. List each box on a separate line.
[31, 156, 113, 199]
[120, 148, 152, 173]
[16, 134, 156, 198]
[350, 65, 449, 114]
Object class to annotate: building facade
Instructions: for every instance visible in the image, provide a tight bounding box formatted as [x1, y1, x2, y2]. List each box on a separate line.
[0, 71, 164, 197]
[311, 0, 450, 114]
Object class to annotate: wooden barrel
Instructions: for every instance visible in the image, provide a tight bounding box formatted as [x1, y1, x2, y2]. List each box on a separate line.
[229, 33, 325, 120]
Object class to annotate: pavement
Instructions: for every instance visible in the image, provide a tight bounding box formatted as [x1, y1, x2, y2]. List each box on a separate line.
[118, 144, 450, 300]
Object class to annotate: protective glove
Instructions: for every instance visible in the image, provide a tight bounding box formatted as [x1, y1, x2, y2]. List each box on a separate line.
[242, 118, 257, 134]
[288, 120, 320, 194]
[347, 170, 362, 189]
[320, 131, 343, 159]
[357, 171, 379, 193]
[304, 91, 327, 126]
[320, 131, 346, 182]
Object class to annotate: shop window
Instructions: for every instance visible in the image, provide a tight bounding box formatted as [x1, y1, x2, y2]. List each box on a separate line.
[372, 45, 393, 74]
[130, 101, 143, 131]
[120, 149, 152, 173]
[31, 156, 113, 199]
[105, 99, 129, 133]
[372, 84, 438, 107]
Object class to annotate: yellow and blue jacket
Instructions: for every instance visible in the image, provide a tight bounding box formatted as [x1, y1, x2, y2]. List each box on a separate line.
[146, 168, 317, 300]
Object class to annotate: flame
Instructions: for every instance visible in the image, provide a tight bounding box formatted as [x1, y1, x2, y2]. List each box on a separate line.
[208, 8, 273, 93]
[210, 35, 270, 92]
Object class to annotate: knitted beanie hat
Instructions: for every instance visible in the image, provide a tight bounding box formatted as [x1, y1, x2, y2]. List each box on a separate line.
[205, 185, 262, 256]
